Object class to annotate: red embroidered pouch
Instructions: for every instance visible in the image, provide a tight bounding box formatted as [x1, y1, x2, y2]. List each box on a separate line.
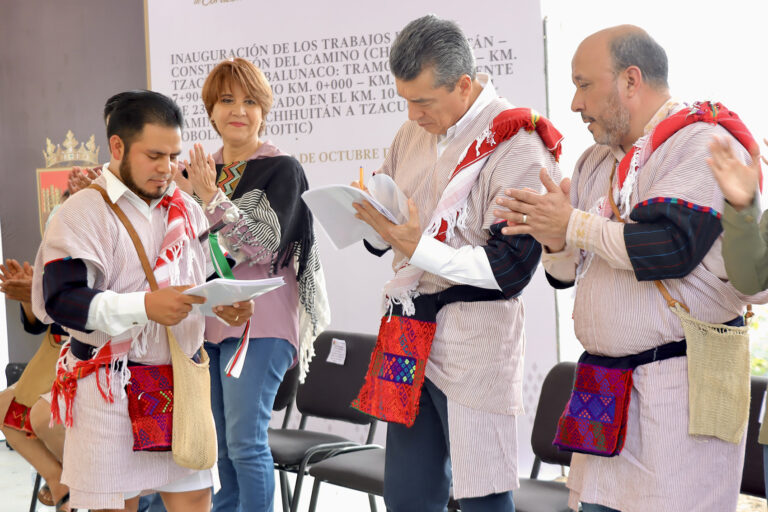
[553, 341, 688, 457]
[352, 286, 504, 427]
[553, 361, 633, 457]
[126, 364, 174, 451]
[351, 308, 436, 427]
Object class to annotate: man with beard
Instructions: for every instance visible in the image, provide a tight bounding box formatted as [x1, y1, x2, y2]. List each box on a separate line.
[31, 90, 252, 512]
[494, 25, 766, 511]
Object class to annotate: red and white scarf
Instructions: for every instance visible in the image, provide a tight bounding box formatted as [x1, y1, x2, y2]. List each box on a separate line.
[384, 109, 563, 315]
[51, 187, 196, 426]
[154, 187, 197, 288]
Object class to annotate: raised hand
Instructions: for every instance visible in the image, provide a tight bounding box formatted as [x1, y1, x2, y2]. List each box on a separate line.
[172, 161, 195, 196]
[144, 285, 206, 326]
[708, 136, 765, 211]
[493, 168, 572, 251]
[0, 259, 33, 303]
[183, 143, 218, 204]
[67, 166, 101, 194]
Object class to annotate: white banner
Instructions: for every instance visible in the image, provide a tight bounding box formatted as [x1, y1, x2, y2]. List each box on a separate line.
[146, 0, 557, 474]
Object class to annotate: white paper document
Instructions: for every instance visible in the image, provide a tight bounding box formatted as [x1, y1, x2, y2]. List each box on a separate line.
[183, 277, 285, 316]
[326, 338, 347, 365]
[301, 173, 409, 249]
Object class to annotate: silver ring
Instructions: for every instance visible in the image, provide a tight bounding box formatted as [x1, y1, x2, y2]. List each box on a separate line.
[522, 214, 528, 224]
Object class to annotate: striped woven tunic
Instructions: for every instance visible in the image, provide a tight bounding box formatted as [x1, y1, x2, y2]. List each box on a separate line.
[375, 86, 560, 498]
[543, 102, 768, 511]
[31, 173, 210, 509]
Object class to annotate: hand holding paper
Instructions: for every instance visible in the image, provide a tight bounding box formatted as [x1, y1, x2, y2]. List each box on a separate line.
[353, 198, 422, 258]
[213, 300, 254, 326]
[145, 285, 206, 326]
[301, 173, 410, 249]
[182, 277, 285, 316]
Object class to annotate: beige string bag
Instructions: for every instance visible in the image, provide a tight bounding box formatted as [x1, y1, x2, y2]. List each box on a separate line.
[607, 167, 750, 444]
[13, 328, 61, 407]
[91, 184, 217, 469]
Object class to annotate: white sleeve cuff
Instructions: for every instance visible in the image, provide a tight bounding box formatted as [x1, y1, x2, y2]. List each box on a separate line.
[86, 290, 149, 336]
[364, 232, 391, 250]
[409, 236, 500, 290]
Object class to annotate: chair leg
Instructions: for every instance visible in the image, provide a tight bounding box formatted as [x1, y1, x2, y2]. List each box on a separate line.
[368, 493, 378, 512]
[29, 472, 42, 512]
[279, 471, 291, 512]
[530, 456, 542, 479]
[289, 466, 308, 512]
[307, 479, 321, 512]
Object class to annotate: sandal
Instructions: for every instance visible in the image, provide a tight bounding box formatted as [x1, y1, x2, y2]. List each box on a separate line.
[37, 483, 54, 506]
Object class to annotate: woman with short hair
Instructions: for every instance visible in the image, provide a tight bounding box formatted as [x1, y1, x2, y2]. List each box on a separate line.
[184, 57, 330, 512]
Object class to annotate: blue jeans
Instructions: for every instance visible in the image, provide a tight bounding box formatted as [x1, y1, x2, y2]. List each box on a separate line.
[207, 337, 295, 512]
[137, 493, 166, 512]
[581, 504, 621, 512]
[384, 379, 515, 512]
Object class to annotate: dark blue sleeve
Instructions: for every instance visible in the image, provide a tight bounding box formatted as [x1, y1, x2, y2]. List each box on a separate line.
[19, 304, 47, 334]
[545, 272, 574, 289]
[625, 197, 722, 281]
[483, 222, 542, 298]
[42, 258, 102, 333]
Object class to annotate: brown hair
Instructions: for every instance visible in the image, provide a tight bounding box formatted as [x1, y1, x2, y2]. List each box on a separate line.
[202, 58, 273, 135]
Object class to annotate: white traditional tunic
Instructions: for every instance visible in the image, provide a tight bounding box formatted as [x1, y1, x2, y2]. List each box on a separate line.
[376, 75, 560, 498]
[31, 170, 210, 509]
[543, 100, 768, 511]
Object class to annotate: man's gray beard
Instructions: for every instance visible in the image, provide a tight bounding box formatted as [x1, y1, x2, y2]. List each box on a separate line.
[595, 91, 631, 147]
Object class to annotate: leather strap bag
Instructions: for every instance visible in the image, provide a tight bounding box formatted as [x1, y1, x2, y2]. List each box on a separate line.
[605, 167, 751, 444]
[90, 184, 217, 468]
[13, 328, 62, 407]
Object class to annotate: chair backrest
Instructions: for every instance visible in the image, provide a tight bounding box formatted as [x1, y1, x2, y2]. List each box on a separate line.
[296, 330, 377, 426]
[274, 363, 300, 412]
[5, 363, 27, 387]
[741, 375, 767, 496]
[273, 363, 301, 428]
[530, 361, 576, 468]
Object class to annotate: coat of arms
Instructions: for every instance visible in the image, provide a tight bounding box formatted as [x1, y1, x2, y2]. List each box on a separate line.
[37, 130, 100, 235]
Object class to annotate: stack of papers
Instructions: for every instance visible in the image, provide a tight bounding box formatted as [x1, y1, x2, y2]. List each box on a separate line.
[301, 174, 409, 249]
[183, 277, 285, 316]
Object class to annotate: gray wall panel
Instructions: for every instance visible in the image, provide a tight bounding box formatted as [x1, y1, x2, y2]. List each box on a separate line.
[0, 0, 146, 362]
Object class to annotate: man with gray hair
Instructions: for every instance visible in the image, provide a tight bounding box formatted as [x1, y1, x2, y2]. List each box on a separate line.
[495, 25, 766, 511]
[351, 14, 563, 511]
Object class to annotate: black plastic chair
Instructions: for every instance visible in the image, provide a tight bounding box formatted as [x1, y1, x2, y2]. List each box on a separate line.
[274, 362, 300, 429]
[307, 362, 576, 512]
[269, 330, 378, 512]
[514, 361, 575, 512]
[272, 363, 301, 512]
[306, 446, 460, 512]
[741, 375, 767, 497]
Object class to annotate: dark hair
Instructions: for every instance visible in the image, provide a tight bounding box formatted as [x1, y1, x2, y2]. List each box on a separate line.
[610, 31, 668, 89]
[103, 90, 145, 122]
[106, 90, 183, 149]
[389, 14, 475, 90]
